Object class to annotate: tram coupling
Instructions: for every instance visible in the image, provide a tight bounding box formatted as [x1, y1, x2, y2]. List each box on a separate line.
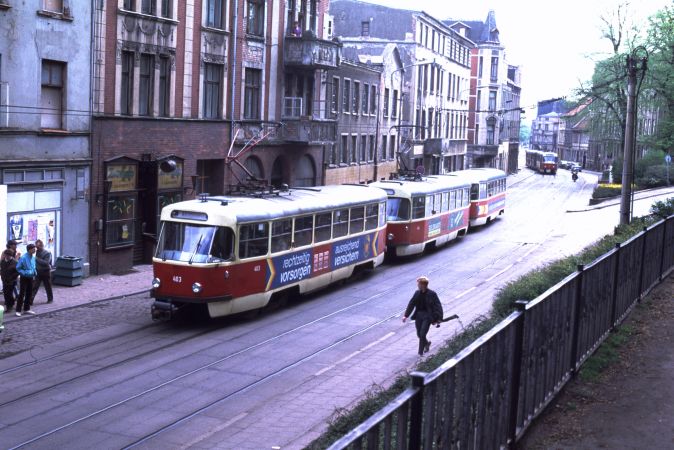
[151, 300, 181, 320]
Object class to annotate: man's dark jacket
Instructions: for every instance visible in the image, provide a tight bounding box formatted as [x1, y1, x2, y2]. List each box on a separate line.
[1, 256, 18, 284]
[404, 289, 443, 322]
[35, 248, 53, 275]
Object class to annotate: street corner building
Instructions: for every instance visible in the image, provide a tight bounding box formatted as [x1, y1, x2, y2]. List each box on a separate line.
[0, 0, 92, 269]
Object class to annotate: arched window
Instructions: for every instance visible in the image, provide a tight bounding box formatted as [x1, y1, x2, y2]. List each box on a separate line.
[295, 155, 316, 187]
[244, 156, 264, 180]
[271, 156, 286, 188]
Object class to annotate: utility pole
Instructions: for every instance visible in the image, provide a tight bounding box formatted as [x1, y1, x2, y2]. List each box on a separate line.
[619, 48, 647, 225]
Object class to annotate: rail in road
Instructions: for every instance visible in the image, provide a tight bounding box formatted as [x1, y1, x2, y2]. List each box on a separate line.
[0, 170, 600, 448]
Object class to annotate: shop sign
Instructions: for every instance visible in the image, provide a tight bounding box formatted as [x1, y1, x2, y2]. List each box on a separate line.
[106, 164, 137, 192]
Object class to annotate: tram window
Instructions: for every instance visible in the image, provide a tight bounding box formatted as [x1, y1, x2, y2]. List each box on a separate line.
[433, 194, 442, 214]
[315, 212, 332, 242]
[441, 192, 449, 212]
[457, 190, 463, 208]
[238, 222, 269, 259]
[487, 182, 494, 197]
[412, 196, 425, 219]
[365, 203, 378, 230]
[294, 215, 314, 247]
[378, 202, 386, 226]
[425, 195, 433, 217]
[333, 209, 349, 238]
[461, 189, 467, 206]
[210, 227, 234, 261]
[479, 183, 487, 199]
[156, 222, 216, 263]
[386, 198, 410, 221]
[470, 184, 479, 200]
[271, 219, 292, 253]
[350, 206, 365, 234]
[449, 190, 456, 210]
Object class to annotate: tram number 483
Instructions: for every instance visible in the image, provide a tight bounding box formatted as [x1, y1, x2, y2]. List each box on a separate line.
[172, 275, 182, 283]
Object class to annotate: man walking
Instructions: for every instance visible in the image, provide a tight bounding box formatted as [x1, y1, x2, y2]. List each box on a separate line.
[32, 239, 53, 304]
[1, 248, 18, 312]
[402, 276, 443, 356]
[15, 243, 37, 316]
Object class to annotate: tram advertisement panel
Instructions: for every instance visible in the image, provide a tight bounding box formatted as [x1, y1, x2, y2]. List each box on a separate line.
[266, 232, 378, 290]
[427, 218, 441, 238]
[449, 210, 466, 230]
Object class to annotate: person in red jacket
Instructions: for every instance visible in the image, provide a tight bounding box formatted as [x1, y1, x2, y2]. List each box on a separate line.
[402, 276, 444, 356]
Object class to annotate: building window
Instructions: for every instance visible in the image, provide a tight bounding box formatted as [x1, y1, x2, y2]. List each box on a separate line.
[351, 135, 357, 163]
[309, 0, 317, 33]
[369, 134, 375, 161]
[341, 135, 348, 164]
[353, 81, 360, 114]
[123, 0, 135, 10]
[381, 135, 387, 161]
[40, 60, 65, 129]
[360, 135, 367, 162]
[244, 68, 262, 119]
[247, 0, 264, 36]
[383, 88, 389, 118]
[392, 89, 398, 119]
[370, 85, 376, 115]
[206, 0, 226, 29]
[490, 57, 499, 82]
[343, 79, 351, 113]
[141, 0, 155, 14]
[389, 136, 395, 159]
[159, 56, 171, 117]
[362, 83, 369, 115]
[478, 56, 483, 78]
[361, 21, 370, 37]
[161, 0, 172, 18]
[488, 90, 497, 111]
[331, 76, 339, 113]
[121, 51, 134, 116]
[139, 54, 154, 116]
[203, 63, 222, 119]
[487, 118, 496, 145]
[43, 0, 64, 13]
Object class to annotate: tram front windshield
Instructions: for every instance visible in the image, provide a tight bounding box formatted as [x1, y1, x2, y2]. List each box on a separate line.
[386, 197, 411, 221]
[156, 222, 234, 263]
[543, 154, 557, 163]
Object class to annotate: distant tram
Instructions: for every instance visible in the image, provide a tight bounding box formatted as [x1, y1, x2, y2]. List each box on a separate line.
[444, 168, 507, 226]
[370, 175, 471, 256]
[151, 185, 387, 319]
[526, 149, 558, 174]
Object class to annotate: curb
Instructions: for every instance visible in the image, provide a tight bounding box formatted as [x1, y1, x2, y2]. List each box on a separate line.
[3, 288, 151, 324]
[567, 189, 674, 213]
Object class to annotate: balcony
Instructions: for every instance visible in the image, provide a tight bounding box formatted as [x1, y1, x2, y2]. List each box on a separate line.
[284, 35, 340, 69]
[233, 118, 336, 146]
[467, 144, 499, 157]
[424, 138, 467, 156]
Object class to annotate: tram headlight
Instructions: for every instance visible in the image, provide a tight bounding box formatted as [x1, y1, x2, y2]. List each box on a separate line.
[192, 282, 203, 294]
[152, 277, 161, 289]
[387, 233, 394, 241]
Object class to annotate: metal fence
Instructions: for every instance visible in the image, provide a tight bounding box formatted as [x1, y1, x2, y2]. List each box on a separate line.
[329, 214, 674, 450]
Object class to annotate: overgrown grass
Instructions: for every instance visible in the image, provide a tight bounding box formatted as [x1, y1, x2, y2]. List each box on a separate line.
[306, 212, 663, 449]
[579, 324, 634, 382]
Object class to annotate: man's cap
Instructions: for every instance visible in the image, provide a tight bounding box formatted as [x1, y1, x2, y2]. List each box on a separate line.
[6, 239, 18, 247]
[416, 276, 429, 284]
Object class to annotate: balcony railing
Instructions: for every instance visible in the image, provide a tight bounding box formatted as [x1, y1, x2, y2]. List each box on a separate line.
[284, 35, 340, 69]
[280, 117, 336, 144]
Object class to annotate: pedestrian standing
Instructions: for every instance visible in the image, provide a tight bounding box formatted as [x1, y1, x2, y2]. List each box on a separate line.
[1, 249, 18, 312]
[32, 239, 54, 304]
[6, 240, 20, 299]
[15, 243, 37, 316]
[402, 276, 444, 356]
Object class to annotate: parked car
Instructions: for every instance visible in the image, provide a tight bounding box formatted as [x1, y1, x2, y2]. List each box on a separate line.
[569, 163, 582, 172]
[559, 160, 572, 169]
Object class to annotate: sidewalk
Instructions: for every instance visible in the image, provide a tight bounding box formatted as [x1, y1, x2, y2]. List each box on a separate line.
[567, 184, 674, 213]
[2, 264, 152, 323]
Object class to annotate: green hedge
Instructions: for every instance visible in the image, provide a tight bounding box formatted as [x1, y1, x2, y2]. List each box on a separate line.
[592, 185, 623, 199]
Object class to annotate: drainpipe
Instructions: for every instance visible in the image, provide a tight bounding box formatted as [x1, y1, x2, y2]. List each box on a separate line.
[229, 0, 239, 144]
[373, 85, 380, 182]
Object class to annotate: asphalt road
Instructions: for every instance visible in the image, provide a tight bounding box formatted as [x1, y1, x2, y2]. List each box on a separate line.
[0, 170, 665, 449]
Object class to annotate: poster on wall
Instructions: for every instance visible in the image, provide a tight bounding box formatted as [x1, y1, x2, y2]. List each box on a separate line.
[8, 211, 58, 258]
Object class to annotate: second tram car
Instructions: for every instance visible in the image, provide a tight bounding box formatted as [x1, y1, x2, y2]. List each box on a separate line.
[151, 185, 387, 319]
[370, 175, 471, 256]
[444, 168, 507, 226]
[526, 149, 558, 174]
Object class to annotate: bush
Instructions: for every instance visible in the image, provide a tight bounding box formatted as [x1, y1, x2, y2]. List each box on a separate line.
[636, 165, 670, 188]
[592, 185, 622, 199]
[651, 197, 674, 219]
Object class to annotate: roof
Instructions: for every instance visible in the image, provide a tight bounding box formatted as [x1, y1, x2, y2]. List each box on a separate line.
[370, 175, 470, 197]
[161, 185, 387, 224]
[442, 168, 507, 184]
[445, 10, 499, 44]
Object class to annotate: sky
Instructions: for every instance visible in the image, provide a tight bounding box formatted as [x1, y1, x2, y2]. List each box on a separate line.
[356, 0, 672, 117]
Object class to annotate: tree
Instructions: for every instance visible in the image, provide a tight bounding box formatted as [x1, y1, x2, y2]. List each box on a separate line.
[519, 123, 531, 145]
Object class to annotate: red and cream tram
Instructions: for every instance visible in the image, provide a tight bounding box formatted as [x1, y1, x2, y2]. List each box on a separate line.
[369, 175, 471, 256]
[443, 168, 507, 227]
[525, 149, 558, 174]
[151, 185, 387, 319]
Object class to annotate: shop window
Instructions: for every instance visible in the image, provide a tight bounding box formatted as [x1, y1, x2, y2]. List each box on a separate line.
[332, 209, 349, 238]
[315, 212, 331, 242]
[271, 219, 292, 253]
[203, 63, 223, 119]
[41, 60, 65, 129]
[293, 215, 313, 247]
[247, 0, 264, 36]
[106, 194, 136, 248]
[349, 206, 364, 234]
[239, 222, 269, 259]
[244, 68, 261, 119]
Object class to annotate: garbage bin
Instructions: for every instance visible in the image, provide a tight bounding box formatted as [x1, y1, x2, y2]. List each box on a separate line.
[53, 256, 83, 287]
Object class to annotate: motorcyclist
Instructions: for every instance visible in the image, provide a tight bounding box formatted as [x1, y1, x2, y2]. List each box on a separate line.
[571, 168, 579, 181]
